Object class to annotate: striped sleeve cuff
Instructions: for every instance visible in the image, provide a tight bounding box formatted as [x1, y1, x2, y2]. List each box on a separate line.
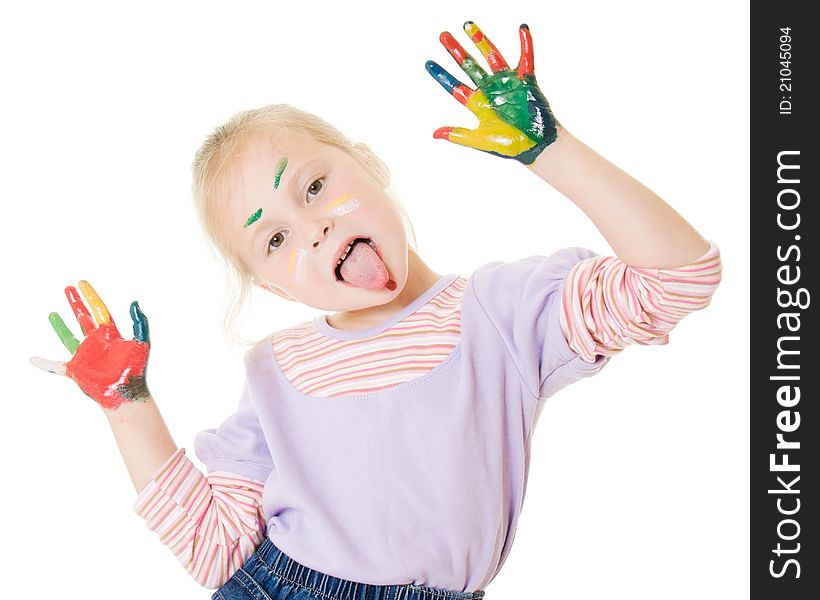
[559, 240, 722, 363]
[132, 447, 268, 589]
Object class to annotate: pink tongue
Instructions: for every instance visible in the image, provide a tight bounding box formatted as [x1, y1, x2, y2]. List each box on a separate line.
[340, 241, 389, 289]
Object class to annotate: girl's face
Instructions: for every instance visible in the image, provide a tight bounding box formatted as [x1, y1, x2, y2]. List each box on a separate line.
[221, 131, 408, 311]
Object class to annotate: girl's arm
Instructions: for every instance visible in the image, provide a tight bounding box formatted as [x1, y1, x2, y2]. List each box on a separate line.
[110, 394, 268, 589]
[526, 128, 710, 269]
[133, 446, 267, 589]
[30, 281, 265, 588]
[103, 393, 178, 493]
[425, 21, 712, 269]
[426, 21, 721, 363]
[109, 395, 267, 588]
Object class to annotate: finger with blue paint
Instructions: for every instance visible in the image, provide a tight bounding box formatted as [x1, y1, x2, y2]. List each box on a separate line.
[425, 21, 558, 165]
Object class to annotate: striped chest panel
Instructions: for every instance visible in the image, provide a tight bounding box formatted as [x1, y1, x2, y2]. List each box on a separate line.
[271, 277, 468, 398]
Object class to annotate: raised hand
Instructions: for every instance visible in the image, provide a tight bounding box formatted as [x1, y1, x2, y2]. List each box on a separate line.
[30, 281, 151, 411]
[425, 21, 559, 165]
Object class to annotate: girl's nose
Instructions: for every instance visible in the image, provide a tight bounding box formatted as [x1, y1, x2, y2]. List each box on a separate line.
[310, 218, 334, 250]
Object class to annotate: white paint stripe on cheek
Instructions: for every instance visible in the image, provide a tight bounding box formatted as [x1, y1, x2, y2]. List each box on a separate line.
[294, 249, 308, 284]
[327, 197, 360, 216]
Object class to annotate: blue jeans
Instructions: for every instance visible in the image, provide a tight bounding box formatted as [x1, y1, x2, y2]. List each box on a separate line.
[212, 537, 486, 600]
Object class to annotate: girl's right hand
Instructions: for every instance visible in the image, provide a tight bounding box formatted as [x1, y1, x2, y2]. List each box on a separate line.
[425, 21, 559, 165]
[30, 280, 151, 411]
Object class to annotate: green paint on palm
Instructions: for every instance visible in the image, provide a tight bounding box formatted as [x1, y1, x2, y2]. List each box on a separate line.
[274, 156, 288, 189]
[482, 73, 538, 141]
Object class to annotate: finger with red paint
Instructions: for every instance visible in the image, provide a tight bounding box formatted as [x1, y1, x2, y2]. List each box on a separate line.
[30, 280, 152, 411]
[425, 21, 558, 165]
[437, 31, 489, 87]
[65, 285, 97, 336]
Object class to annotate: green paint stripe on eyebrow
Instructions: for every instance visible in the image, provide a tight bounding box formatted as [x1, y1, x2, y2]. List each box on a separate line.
[274, 156, 288, 189]
[244, 208, 263, 228]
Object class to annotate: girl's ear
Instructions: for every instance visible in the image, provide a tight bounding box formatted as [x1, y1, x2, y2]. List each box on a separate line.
[254, 278, 296, 301]
[353, 142, 391, 189]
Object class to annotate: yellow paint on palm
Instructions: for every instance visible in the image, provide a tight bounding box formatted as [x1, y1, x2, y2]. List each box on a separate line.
[465, 90, 537, 155]
[287, 249, 297, 274]
[78, 280, 111, 325]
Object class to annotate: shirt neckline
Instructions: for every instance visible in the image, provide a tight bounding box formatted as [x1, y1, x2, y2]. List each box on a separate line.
[313, 273, 460, 340]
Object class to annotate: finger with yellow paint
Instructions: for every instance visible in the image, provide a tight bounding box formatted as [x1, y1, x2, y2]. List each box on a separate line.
[425, 21, 558, 165]
[462, 21, 510, 73]
[78, 279, 112, 325]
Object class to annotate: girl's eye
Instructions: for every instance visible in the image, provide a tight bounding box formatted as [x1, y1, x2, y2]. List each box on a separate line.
[268, 231, 286, 254]
[307, 178, 323, 200]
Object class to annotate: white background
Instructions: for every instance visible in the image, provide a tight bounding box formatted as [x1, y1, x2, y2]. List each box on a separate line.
[2, 1, 749, 598]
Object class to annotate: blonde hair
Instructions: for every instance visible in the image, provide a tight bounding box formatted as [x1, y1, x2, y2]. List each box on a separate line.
[191, 103, 418, 349]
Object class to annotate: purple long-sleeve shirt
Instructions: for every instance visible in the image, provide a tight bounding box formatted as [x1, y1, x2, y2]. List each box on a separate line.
[194, 247, 611, 592]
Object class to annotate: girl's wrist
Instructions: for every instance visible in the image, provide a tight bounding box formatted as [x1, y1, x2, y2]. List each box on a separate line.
[101, 392, 179, 494]
[101, 391, 153, 419]
[526, 124, 572, 171]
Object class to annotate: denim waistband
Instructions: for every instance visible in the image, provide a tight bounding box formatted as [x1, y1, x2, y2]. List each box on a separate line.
[253, 537, 486, 600]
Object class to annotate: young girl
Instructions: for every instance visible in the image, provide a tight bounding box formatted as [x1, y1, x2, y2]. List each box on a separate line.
[31, 21, 721, 600]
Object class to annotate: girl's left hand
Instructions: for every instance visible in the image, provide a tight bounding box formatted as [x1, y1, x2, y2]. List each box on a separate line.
[425, 21, 559, 165]
[30, 280, 151, 411]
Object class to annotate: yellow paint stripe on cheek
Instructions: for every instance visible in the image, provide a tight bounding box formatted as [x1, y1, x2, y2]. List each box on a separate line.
[287, 249, 297, 274]
[323, 193, 351, 212]
[326, 194, 361, 217]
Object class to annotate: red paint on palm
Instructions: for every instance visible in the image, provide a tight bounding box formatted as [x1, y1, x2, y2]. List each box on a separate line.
[65, 322, 150, 410]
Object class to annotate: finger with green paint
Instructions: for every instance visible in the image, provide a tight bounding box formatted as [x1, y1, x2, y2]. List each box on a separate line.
[30, 280, 152, 411]
[425, 21, 559, 165]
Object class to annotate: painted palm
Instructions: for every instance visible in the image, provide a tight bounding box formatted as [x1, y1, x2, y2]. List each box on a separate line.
[31, 280, 151, 410]
[425, 21, 559, 165]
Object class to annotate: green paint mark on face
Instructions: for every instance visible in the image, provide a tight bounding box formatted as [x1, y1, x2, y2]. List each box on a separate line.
[244, 208, 262, 228]
[274, 156, 288, 189]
